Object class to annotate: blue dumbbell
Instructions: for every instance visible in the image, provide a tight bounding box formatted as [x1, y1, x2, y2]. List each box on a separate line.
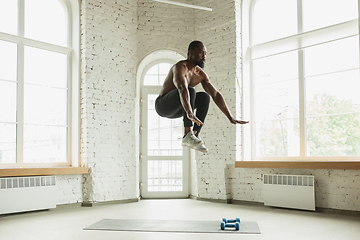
[222, 218, 240, 223]
[220, 221, 240, 230]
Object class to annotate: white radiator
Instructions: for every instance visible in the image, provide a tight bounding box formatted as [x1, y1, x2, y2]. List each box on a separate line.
[0, 176, 56, 215]
[263, 174, 315, 211]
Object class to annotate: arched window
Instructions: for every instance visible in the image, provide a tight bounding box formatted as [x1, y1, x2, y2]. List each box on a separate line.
[243, 0, 360, 160]
[0, 0, 80, 167]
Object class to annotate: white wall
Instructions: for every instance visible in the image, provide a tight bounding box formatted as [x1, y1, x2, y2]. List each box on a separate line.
[137, 0, 195, 61]
[80, 0, 139, 203]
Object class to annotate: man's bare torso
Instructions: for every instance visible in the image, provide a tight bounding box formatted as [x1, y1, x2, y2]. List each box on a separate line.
[159, 60, 204, 96]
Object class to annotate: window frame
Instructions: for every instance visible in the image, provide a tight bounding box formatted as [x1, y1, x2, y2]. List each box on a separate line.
[240, 0, 360, 168]
[0, 0, 80, 169]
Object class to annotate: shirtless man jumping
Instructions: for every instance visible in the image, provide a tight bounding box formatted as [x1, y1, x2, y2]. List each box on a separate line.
[155, 41, 249, 153]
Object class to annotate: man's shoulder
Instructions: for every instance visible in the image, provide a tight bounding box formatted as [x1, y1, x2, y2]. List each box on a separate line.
[173, 60, 189, 72]
[175, 60, 188, 67]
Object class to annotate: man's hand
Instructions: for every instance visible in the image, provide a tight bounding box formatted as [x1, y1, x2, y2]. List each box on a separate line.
[187, 112, 204, 126]
[229, 117, 249, 125]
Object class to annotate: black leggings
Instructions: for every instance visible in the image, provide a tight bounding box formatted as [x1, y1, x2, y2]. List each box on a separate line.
[155, 86, 210, 133]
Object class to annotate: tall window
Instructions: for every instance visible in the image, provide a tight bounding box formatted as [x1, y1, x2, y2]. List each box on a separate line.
[246, 0, 360, 160]
[0, 0, 77, 167]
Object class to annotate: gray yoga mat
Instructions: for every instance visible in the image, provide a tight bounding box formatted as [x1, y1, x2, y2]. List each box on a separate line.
[84, 219, 261, 234]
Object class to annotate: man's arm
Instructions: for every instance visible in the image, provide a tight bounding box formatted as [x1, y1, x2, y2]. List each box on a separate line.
[173, 63, 203, 126]
[200, 71, 249, 124]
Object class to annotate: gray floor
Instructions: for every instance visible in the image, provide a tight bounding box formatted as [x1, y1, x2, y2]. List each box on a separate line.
[1, 199, 360, 240]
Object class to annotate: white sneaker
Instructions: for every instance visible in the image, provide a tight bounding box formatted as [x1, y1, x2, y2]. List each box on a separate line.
[192, 136, 209, 153]
[182, 131, 203, 147]
[193, 143, 209, 153]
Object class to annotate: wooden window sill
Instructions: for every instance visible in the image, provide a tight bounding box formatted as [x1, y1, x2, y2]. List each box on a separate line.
[235, 161, 360, 170]
[0, 167, 89, 177]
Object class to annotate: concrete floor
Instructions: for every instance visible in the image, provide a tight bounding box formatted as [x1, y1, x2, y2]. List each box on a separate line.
[0, 199, 360, 240]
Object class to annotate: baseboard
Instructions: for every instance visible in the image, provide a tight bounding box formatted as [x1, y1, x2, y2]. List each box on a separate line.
[81, 198, 140, 207]
[229, 199, 264, 206]
[56, 202, 82, 209]
[316, 207, 360, 216]
[189, 195, 197, 200]
[192, 196, 229, 204]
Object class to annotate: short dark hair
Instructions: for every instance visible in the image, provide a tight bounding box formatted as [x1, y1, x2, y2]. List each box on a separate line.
[187, 40, 203, 57]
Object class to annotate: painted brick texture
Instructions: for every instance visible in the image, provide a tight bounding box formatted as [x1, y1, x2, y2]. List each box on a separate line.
[80, 0, 139, 203]
[137, 0, 195, 61]
[56, 175, 83, 205]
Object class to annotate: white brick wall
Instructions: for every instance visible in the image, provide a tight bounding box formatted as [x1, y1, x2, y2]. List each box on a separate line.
[56, 175, 83, 205]
[137, 0, 195, 61]
[80, 0, 139, 203]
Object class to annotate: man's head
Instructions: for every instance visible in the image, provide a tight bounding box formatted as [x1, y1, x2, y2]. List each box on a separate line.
[187, 40, 207, 68]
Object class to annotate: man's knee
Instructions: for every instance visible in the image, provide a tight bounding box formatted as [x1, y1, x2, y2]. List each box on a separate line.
[198, 92, 210, 105]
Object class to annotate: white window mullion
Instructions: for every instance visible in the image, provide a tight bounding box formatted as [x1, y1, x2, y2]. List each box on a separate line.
[16, 46, 24, 165]
[297, 0, 303, 33]
[251, 19, 358, 60]
[298, 0, 306, 158]
[16, 0, 25, 165]
[298, 50, 306, 158]
[0, 32, 72, 56]
[18, 0, 24, 37]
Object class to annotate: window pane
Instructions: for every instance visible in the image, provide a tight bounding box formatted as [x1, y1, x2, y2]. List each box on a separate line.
[143, 63, 171, 86]
[147, 160, 183, 192]
[253, 51, 299, 121]
[25, 0, 68, 46]
[0, 40, 17, 81]
[303, 0, 358, 32]
[23, 125, 67, 163]
[24, 46, 68, 88]
[304, 37, 359, 77]
[253, 51, 299, 84]
[306, 70, 360, 116]
[147, 65, 158, 75]
[304, 36, 360, 156]
[0, 123, 16, 164]
[256, 119, 300, 157]
[0, 81, 17, 123]
[0, 0, 17, 35]
[159, 63, 171, 74]
[306, 113, 360, 156]
[24, 85, 67, 126]
[253, 51, 300, 157]
[252, 0, 297, 44]
[306, 70, 360, 156]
